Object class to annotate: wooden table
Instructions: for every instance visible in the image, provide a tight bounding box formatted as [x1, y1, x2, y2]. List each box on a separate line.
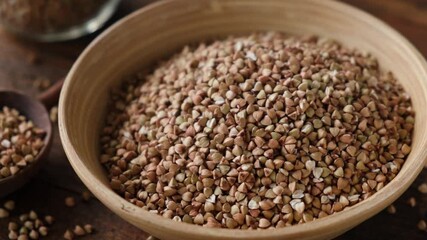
[0, 0, 426, 239]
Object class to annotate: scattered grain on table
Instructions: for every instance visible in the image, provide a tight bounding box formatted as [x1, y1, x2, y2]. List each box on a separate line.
[49, 106, 58, 123]
[73, 225, 86, 236]
[64, 197, 76, 207]
[4, 200, 15, 211]
[417, 220, 427, 231]
[146, 236, 159, 240]
[8, 221, 18, 231]
[83, 224, 94, 234]
[26, 51, 40, 65]
[418, 183, 427, 194]
[4, 210, 54, 239]
[32, 77, 51, 91]
[18, 234, 29, 240]
[387, 205, 396, 214]
[8, 230, 18, 240]
[28, 210, 37, 220]
[0, 208, 10, 218]
[29, 229, 39, 239]
[81, 190, 92, 202]
[44, 215, 54, 225]
[407, 197, 417, 208]
[63, 230, 74, 240]
[38, 226, 48, 236]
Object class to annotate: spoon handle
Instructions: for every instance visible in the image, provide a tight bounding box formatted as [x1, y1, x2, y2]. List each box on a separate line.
[37, 79, 64, 109]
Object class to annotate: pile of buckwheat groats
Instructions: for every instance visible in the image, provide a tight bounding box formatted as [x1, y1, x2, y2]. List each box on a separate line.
[99, 32, 415, 229]
[0, 106, 45, 179]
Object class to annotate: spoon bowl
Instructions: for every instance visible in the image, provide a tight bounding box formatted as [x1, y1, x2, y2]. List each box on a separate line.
[0, 91, 53, 198]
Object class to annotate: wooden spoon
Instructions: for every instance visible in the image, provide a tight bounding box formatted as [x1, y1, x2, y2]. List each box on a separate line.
[0, 80, 63, 197]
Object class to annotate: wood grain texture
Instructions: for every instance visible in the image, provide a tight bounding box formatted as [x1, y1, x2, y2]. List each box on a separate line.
[0, 0, 427, 239]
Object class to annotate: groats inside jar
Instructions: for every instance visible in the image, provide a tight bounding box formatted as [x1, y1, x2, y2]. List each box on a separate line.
[0, 0, 118, 41]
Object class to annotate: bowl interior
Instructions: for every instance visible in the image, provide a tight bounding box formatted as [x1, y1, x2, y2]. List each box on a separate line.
[59, 0, 427, 239]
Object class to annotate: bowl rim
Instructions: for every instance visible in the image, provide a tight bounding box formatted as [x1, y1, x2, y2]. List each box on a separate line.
[59, 0, 427, 238]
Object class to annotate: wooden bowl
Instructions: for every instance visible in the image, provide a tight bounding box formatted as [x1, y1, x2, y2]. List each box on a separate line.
[0, 91, 52, 198]
[59, 0, 427, 239]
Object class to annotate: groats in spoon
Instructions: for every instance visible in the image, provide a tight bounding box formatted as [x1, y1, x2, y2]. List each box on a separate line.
[0, 80, 63, 198]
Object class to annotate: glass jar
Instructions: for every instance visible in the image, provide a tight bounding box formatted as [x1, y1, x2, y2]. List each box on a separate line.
[0, 0, 120, 42]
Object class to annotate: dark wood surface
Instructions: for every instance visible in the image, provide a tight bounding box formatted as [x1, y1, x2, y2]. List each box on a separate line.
[0, 0, 426, 239]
